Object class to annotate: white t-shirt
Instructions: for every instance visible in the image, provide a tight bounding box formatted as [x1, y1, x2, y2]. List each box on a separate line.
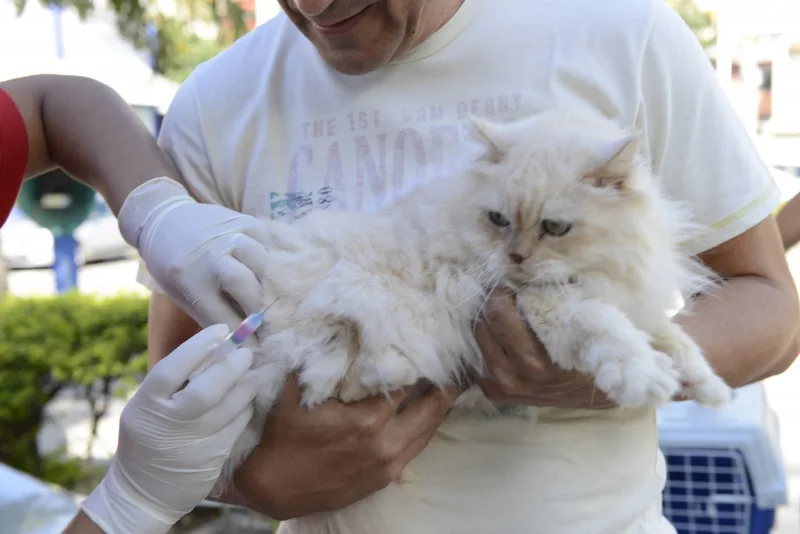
[140, 0, 779, 532]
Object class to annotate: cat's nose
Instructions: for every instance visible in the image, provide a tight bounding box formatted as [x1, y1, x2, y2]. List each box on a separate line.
[508, 252, 525, 264]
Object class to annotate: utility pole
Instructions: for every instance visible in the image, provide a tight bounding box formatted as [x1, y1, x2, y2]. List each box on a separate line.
[49, 3, 80, 294]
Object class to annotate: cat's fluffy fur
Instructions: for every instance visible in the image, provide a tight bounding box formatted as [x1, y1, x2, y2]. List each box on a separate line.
[215, 110, 732, 530]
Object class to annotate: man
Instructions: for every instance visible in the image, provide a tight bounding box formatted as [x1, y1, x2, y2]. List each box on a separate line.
[142, 0, 800, 531]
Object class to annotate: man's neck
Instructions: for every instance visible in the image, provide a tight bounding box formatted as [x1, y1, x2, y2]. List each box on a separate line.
[407, 0, 465, 51]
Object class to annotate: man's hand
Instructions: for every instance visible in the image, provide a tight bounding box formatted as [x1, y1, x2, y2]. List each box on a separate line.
[233, 376, 460, 520]
[475, 288, 614, 409]
[118, 177, 271, 328]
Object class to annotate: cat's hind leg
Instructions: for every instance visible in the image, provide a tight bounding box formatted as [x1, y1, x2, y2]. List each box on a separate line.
[299, 260, 442, 403]
[517, 292, 682, 408]
[650, 319, 732, 408]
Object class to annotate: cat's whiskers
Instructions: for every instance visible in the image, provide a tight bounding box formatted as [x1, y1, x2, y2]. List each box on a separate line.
[472, 276, 503, 333]
[455, 263, 493, 307]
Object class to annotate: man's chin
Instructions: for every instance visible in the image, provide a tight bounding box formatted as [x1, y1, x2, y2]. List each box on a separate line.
[316, 49, 391, 76]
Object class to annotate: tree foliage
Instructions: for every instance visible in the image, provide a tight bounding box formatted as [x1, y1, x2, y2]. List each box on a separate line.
[14, 0, 253, 82]
[666, 0, 717, 49]
[0, 293, 149, 488]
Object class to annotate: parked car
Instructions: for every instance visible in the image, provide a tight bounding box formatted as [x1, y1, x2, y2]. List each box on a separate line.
[0, 462, 79, 534]
[0, 194, 136, 270]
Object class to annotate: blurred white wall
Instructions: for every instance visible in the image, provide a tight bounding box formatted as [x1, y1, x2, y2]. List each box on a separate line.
[254, 0, 282, 26]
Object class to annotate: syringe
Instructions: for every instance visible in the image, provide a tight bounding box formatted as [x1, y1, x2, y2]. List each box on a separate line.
[187, 302, 274, 382]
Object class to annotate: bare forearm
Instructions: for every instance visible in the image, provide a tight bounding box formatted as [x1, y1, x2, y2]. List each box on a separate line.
[776, 195, 800, 250]
[2, 74, 179, 214]
[62, 511, 105, 534]
[677, 275, 800, 387]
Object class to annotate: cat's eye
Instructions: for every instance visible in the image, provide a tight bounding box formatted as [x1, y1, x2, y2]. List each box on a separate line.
[487, 211, 510, 227]
[541, 219, 572, 237]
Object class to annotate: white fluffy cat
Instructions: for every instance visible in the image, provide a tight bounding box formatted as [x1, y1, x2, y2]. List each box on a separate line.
[215, 110, 732, 531]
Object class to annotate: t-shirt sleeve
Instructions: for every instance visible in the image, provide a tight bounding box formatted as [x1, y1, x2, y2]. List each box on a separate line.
[0, 88, 29, 227]
[638, 1, 780, 256]
[136, 74, 226, 294]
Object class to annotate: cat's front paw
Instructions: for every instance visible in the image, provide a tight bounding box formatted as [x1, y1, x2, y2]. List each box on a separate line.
[587, 342, 682, 408]
[683, 374, 732, 409]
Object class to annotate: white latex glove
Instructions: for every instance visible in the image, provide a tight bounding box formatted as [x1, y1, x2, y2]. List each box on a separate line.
[117, 177, 270, 328]
[81, 324, 258, 534]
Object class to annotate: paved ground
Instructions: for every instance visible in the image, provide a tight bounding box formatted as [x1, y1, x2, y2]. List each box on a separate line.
[9, 255, 800, 532]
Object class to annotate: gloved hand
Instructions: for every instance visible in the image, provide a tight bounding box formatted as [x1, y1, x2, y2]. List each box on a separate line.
[117, 177, 270, 328]
[81, 324, 258, 534]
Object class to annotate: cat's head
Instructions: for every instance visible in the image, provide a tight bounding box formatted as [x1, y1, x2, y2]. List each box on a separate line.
[461, 110, 657, 287]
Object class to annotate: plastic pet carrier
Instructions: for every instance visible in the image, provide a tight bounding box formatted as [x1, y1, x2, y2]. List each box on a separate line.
[657, 383, 787, 534]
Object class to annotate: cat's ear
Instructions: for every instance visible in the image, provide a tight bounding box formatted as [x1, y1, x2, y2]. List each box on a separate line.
[585, 134, 638, 189]
[470, 115, 507, 163]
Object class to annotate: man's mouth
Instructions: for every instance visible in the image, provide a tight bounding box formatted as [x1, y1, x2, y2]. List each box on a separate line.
[311, 5, 370, 35]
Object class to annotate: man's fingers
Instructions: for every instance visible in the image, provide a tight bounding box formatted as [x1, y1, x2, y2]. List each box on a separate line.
[216, 255, 265, 320]
[336, 386, 418, 432]
[172, 348, 254, 420]
[389, 420, 442, 481]
[480, 289, 549, 373]
[474, 320, 510, 374]
[474, 321, 529, 393]
[378, 387, 459, 480]
[276, 374, 303, 410]
[386, 386, 457, 444]
[395, 379, 436, 415]
[481, 286, 516, 316]
[144, 324, 230, 396]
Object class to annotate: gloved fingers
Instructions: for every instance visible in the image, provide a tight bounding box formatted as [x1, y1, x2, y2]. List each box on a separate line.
[241, 220, 272, 248]
[196, 292, 248, 332]
[188, 289, 246, 331]
[171, 348, 254, 420]
[229, 235, 270, 293]
[196, 371, 259, 433]
[216, 254, 265, 318]
[143, 324, 230, 397]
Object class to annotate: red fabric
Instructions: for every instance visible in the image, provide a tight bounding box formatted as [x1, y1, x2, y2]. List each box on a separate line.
[0, 88, 28, 227]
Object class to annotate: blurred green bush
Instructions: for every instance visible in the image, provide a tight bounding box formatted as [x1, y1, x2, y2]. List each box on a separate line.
[0, 292, 149, 488]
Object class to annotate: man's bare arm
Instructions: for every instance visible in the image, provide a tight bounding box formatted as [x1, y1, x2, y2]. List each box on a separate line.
[147, 294, 202, 369]
[62, 511, 105, 534]
[776, 192, 800, 250]
[2, 75, 179, 213]
[677, 215, 800, 386]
